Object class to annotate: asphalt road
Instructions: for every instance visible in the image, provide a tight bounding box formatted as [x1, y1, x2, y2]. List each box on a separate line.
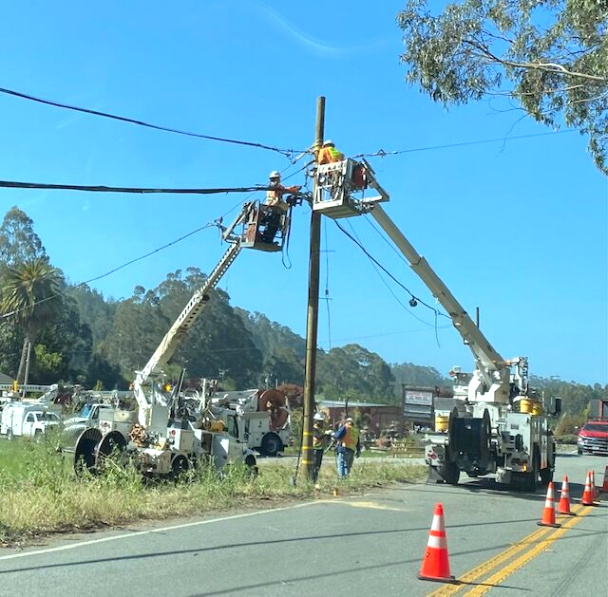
[0, 452, 605, 597]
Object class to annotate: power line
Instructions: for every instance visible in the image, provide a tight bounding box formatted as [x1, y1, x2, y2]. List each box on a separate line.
[0, 180, 274, 195]
[0, 85, 305, 159]
[333, 218, 448, 320]
[1, 219, 223, 320]
[355, 129, 576, 158]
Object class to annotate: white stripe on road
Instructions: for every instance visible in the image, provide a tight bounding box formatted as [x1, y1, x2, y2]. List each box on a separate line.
[0, 501, 319, 562]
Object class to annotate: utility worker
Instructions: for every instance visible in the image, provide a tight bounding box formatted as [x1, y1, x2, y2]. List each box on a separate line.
[317, 140, 345, 165]
[312, 412, 331, 485]
[262, 171, 301, 243]
[333, 416, 361, 478]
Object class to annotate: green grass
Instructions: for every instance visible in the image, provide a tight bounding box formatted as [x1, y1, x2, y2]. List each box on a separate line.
[0, 436, 426, 546]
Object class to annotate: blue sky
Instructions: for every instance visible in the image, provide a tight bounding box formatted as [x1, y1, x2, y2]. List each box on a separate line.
[1, 1, 606, 386]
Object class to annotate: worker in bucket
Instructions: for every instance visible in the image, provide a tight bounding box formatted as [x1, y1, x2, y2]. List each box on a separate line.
[317, 140, 344, 164]
[262, 170, 300, 243]
[312, 412, 331, 486]
[333, 416, 361, 478]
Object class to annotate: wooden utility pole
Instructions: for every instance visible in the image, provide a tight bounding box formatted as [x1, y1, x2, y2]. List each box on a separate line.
[301, 96, 325, 480]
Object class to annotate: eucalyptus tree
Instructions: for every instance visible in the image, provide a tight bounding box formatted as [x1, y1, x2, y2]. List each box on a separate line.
[397, 0, 608, 174]
[0, 207, 47, 266]
[0, 258, 64, 385]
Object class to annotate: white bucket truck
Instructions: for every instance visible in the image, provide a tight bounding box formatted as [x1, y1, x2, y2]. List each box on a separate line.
[1, 403, 61, 440]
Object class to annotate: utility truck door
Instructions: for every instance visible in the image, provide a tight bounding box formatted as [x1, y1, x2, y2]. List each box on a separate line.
[23, 412, 36, 437]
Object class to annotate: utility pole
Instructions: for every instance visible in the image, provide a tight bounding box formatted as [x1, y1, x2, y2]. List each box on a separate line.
[301, 96, 325, 480]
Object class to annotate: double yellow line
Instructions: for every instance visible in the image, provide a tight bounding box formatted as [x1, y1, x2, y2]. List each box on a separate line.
[428, 504, 594, 596]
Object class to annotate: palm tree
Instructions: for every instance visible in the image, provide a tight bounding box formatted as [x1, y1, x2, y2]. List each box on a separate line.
[0, 258, 64, 386]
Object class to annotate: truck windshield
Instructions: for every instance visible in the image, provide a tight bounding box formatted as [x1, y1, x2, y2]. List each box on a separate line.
[41, 412, 60, 422]
[583, 423, 608, 433]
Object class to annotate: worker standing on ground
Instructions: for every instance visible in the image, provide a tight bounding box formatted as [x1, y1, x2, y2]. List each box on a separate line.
[317, 140, 344, 165]
[262, 171, 301, 243]
[312, 412, 331, 485]
[333, 416, 361, 478]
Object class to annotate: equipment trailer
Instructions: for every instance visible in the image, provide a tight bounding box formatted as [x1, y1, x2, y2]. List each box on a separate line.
[312, 157, 559, 491]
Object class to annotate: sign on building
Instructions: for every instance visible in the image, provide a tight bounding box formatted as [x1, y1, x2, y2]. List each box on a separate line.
[402, 387, 434, 423]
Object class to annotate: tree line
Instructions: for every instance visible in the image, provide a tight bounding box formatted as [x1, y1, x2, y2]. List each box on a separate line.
[0, 207, 604, 413]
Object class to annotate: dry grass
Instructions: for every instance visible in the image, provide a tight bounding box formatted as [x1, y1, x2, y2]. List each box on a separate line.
[0, 438, 426, 546]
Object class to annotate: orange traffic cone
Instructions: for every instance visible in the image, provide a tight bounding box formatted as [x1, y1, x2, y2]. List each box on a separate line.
[537, 482, 561, 527]
[558, 475, 575, 516]
[601, 466, 608, 494]
[418, 503, 457, 583]
[581, 471, 596, 506]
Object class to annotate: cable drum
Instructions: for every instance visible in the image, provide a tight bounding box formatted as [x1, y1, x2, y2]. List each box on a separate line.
[450, 414, 490, 460]
[479, 408, 492, 463]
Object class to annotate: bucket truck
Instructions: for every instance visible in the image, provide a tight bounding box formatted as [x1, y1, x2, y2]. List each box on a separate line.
[312, 158, 559, 491]
[74, 200, 294, 478]
[211, 387, 291, 456]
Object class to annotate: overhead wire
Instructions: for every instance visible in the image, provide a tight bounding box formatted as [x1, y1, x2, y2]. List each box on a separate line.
[0, 85, 305, 160]
[333, 217, 449, 321]
[341, 218, 444, 342]
[0, 215, 228, 320]
[0, 180, 274, 195]
[354, 129, 576, 159]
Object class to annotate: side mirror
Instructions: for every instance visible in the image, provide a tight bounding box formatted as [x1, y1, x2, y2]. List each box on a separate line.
[553, 397, 562, 415]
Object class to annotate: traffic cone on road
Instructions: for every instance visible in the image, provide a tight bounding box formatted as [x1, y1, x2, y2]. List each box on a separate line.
[601, 466, 608, 494]
[418, 503, 456, 583]
[581, 471, 596, 506]
[537, 482, 561, 527]
[558, 475, 575, 516]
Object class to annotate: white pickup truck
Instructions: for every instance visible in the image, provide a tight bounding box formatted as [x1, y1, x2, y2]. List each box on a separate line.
[0, 403, 61, 440]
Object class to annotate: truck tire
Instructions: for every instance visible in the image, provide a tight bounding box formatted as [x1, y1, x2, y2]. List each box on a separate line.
[539, 443, 555, 486]
[261, 432, 282, 457]
[245, 454, 258, 479]
[523, 448, 540, 492]
[438, 462, 460, 485]
[170, 455, 190, 481]
[6, 429, 13, 441]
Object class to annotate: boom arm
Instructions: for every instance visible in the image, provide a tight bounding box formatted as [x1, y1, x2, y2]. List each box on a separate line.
[370, 205, 511, 402]
[133, 202, 255, 419]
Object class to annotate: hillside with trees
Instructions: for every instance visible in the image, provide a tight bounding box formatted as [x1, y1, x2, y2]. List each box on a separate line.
[0, 206, 605, 413]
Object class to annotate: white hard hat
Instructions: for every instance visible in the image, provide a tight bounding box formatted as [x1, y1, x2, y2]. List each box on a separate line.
[313, 412, 324, 421]
[269, 170, 281, 179]
[323, 140, 334, 147]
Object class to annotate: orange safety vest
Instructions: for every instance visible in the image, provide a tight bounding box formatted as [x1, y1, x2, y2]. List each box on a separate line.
[340, 424, 359, 451]
[318, 146, 344, 164]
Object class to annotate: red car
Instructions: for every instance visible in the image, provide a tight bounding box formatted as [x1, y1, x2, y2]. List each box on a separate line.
[577, 421, 608, 455]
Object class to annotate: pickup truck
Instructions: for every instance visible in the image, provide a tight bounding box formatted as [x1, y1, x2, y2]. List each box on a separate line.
[577, 421, 608, 455]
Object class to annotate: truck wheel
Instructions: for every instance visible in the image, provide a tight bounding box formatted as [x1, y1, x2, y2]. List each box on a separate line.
[438, 462, 460, 485]
[577, 448, 583, 455]
[6, 429, 13, 441]
[244, 455, 258, 480]
[170, 455, 190, 481]
[524, 448, 540, 492]
[261, 433, 282, 457]
[34, 430, 43, 443]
